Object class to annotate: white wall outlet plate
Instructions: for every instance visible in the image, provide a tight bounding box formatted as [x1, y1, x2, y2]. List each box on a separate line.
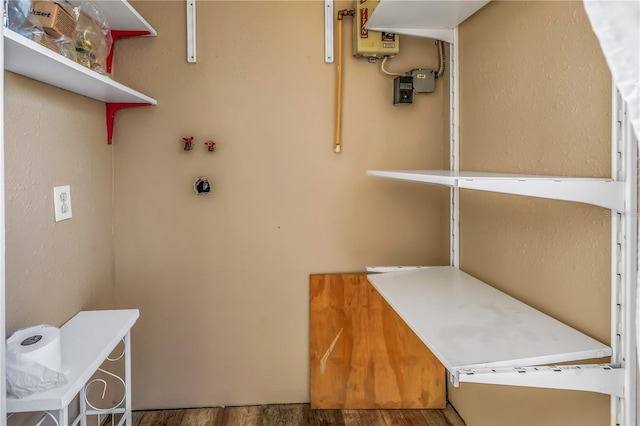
[53, 185, 72, 222]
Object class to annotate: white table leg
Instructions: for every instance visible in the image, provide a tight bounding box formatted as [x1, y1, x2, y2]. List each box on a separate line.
[58, 406, 69, 426]
[124, 331, 132, 426]
[79, 382, 87, 426]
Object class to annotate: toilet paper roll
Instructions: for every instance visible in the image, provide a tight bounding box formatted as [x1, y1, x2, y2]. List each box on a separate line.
[7, 324, 62, 372]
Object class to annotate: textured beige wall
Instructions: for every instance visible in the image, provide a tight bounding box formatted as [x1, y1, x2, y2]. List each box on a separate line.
[3, 72, 115, 333]
[450, 1, 612, 425]
[112, 1, 448, 409]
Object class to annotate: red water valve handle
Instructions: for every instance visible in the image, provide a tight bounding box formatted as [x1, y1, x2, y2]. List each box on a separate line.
[182, 136, 195, 151]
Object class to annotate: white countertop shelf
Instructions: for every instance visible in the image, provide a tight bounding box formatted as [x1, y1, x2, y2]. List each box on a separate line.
[4, 28, 157, 104]
[365, 0, 490, 43]
[367, 267, 611, 375]
[366, 170, 625, 211]
[6, 309, 139, 413]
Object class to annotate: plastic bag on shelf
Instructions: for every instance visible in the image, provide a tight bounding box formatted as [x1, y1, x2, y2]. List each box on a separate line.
[70, 1, 113, 75]
[29, 0, 78, 60]
[4, 0, 45, 40]
[33, 31, 77, 61]
[5, 0, 78, 61]
[5, 345, 68, 398]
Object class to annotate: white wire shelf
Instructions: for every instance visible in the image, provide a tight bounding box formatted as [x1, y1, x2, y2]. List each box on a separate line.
[365, 0, 490, 43]
[367, 267, 611, 375]
[366, 170, 625, 211]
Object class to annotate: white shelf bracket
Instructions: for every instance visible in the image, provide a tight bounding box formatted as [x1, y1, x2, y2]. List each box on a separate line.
[187, 0, 197, 63]
[455, 365, 625, 398]
[324, 0, 334, 63]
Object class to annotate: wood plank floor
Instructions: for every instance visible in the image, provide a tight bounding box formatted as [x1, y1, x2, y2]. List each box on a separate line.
[108, 403, 465, 426]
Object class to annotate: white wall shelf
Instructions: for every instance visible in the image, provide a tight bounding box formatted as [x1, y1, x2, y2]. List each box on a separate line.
[368, 267, 611, 373]
[68, 0, 157, 35]
[3, 0, 157, 143]
[3, 29, 155, 104]
[366, 170, 625, 211]
[365, 0, 490, 43]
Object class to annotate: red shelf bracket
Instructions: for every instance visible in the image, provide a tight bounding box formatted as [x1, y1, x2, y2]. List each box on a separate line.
[107, 30, 151, 74]
[106, 103, 151, 144]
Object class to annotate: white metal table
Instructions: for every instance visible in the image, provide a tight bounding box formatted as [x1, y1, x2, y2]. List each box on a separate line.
[6, 309, 140, 426]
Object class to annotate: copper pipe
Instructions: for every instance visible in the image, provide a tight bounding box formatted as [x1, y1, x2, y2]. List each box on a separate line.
[335, 9, 354, 154]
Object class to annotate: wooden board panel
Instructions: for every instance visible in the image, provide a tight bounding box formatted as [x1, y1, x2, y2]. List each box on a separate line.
[310, 274, 446, 409]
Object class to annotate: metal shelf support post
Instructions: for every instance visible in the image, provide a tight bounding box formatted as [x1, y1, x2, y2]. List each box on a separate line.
[611, 83, 638, 426]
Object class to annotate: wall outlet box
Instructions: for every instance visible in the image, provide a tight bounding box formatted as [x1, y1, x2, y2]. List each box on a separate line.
[393, 76, 413, 104]
[53, 185, 72, 222]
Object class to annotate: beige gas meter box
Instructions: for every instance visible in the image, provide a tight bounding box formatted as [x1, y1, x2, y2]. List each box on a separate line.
[353, 0, 400, 59]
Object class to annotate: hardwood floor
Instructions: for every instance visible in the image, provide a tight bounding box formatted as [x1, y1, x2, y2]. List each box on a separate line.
[108, 404, 465, 426]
